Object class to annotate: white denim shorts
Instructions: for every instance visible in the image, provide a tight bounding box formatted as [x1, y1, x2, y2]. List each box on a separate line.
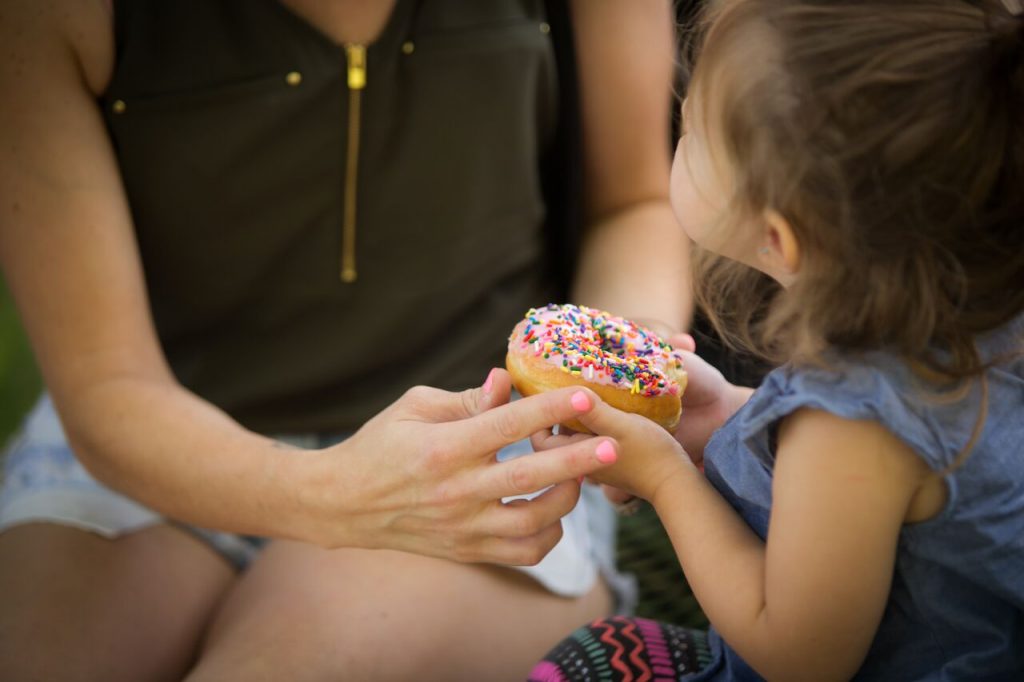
[0, 395, 636, 612]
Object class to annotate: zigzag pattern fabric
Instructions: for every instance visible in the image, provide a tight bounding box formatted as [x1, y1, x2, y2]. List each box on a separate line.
[530, 616, 712, 681]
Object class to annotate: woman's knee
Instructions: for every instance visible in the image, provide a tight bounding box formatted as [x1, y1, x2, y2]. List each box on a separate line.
[0, 523, 235, 682]
[188, 544, 614, 682]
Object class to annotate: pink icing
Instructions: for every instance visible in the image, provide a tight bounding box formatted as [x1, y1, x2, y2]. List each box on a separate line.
[508, 304, 685, 397]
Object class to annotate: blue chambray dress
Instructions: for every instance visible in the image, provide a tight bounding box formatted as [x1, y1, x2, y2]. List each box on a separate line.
[690, 315, 1024, 681]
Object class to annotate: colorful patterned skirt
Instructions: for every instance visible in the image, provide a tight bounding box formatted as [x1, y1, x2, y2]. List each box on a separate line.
[529, 616, 712, 682]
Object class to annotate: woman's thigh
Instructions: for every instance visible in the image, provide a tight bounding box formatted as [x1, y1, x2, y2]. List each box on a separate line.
[189, 541, 613, 682]
[0, 522, 235, 682]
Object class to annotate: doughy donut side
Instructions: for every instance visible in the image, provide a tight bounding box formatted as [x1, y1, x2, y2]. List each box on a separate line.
[506, 351, 681, 433]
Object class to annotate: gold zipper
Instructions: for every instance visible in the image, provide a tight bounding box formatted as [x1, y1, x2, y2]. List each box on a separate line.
[341, 43, 366, 283]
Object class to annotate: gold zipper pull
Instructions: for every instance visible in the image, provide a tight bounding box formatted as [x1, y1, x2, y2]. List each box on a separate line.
[346, 44, 366, 90]
[341, 43, 366, 284]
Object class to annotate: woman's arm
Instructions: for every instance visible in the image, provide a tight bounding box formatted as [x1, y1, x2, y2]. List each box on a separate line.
[0, 1, 614, 561]
[568, 0, 692, 331]
[0, 0, 320, 541]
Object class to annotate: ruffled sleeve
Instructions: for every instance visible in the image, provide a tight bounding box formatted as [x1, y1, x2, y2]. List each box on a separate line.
[734, 353, 983, 473]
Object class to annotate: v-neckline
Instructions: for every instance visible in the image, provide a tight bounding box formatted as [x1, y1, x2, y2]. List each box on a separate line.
[271, 0, 409, 53]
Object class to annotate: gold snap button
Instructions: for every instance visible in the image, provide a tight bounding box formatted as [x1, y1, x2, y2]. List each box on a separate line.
[111, 99, 127, 114]
[401, 40, 415, 55]
[285, 71, 303, 86]
[539, 22, 551, 34]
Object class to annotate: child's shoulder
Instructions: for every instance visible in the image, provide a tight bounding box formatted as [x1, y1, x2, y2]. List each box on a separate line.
[739, 319, 1024, 472]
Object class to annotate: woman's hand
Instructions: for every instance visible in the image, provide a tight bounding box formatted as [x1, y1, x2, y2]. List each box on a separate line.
[298, 369, 617, 566]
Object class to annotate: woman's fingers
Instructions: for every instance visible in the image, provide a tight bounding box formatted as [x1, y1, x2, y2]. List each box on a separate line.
[477, 435, 617, 501]
[462, 517, 566, 566]
[478, 367, 514, 410]
[570, 392, 644, 439]
[482, 479, 583, 541]
[399, 368, 515, 424]
[460, 481, 584, 565]
[446, 386, 600, 458]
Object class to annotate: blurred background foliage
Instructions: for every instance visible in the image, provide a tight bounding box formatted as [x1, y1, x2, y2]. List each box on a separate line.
[0, 276, 42, 451]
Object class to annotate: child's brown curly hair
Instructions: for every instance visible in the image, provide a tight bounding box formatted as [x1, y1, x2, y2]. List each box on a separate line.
[684, 0, 1024, 383]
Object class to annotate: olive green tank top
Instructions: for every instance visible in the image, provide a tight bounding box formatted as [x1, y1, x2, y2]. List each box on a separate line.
[101, 0, 575, 433]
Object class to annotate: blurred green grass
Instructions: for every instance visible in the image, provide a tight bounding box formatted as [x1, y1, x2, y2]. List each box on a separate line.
[619, 502, 709, 628]
[0, 275, 42, 451]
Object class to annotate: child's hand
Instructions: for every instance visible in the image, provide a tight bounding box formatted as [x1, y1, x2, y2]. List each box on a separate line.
[599, 483, 645, 515]
[531, 390, 693, 502]
[668, 345, 746, 466]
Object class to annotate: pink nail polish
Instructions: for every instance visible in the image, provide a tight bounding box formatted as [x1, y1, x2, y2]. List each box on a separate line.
[483, 369, 494, 395]
[596, 441, 617, 464]
[570, 391, 591, 411]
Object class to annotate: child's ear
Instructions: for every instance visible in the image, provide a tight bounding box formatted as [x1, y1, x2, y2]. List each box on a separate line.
[759, 209, 801, 278]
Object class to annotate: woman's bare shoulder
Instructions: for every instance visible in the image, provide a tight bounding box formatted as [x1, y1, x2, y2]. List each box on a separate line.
[0, 0, 113, 95]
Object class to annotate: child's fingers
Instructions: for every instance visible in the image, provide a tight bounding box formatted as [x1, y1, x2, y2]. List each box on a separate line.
[530, 427, 593, 453]
[667, 332, 697, 353]
[601, 483, 635, 505]
[529, 427, 554, 452]
[676, 351, 731, 406]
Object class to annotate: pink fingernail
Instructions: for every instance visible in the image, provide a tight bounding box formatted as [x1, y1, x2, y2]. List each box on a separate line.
[570, 391, 591, 411]
[596, 441, 617, 464]
[483, 369, 494, 395]
[577, 475, 585, 485]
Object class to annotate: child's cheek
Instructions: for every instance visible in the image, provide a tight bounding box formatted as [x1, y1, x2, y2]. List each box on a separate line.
[669, 138, 719, 247]
[669, 141, 692, 235]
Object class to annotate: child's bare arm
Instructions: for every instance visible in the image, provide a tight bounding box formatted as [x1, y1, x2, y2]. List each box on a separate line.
[571, 397, 930, 681]
[664, 410, 930, 680]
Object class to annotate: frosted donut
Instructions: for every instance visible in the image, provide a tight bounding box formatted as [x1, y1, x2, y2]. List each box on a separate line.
[506, 303, 687, 433]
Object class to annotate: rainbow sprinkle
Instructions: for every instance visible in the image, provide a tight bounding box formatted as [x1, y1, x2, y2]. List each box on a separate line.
[508, 303, 685, 398]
